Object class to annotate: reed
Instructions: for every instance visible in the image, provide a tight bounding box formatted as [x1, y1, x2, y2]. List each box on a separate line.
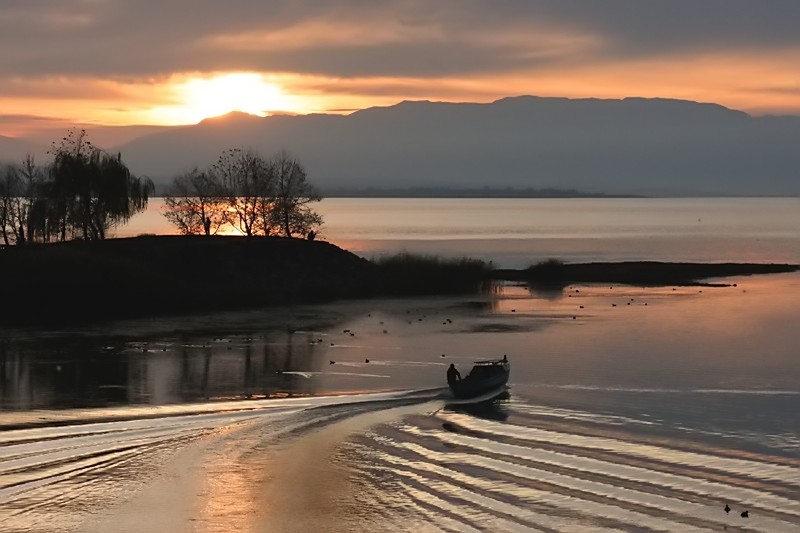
[374, 252, 493, 295]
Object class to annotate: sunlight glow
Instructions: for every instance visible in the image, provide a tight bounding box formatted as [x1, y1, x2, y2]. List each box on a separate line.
[3, 49, 800, 137]
[152, 72, 303, 124]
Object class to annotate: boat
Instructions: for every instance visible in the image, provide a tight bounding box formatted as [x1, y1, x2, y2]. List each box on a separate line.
[449, 356, 510, 399]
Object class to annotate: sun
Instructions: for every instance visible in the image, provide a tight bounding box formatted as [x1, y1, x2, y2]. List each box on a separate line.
[153, 72, 301, 124]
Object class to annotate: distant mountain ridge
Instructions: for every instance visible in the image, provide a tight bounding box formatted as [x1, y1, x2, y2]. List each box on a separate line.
[5, 96, 800, 196]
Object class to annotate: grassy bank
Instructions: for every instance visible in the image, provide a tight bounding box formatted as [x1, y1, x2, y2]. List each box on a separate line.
[1, 237, 797, 326]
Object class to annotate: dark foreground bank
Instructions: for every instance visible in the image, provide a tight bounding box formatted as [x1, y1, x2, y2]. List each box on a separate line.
[1, 236, 796, 326]
[1, 236, 379, 326]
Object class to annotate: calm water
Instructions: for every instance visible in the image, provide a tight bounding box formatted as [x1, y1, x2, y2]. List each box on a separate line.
[119, 197, 800, 267]
[2, 197, 800, 531]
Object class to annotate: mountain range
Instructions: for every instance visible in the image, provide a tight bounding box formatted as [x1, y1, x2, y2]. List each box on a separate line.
[3, 96, 799, 196]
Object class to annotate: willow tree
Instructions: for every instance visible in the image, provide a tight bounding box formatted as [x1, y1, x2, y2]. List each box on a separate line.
[35, 129, 154, 241]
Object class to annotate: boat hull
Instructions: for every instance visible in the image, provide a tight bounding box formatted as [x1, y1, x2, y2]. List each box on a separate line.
[449, 361, 510, 399]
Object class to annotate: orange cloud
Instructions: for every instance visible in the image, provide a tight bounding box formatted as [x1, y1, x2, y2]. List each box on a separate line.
[1, 45, 799, 139]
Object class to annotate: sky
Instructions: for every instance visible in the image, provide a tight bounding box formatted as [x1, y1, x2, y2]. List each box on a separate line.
[2, 0, 800, 138]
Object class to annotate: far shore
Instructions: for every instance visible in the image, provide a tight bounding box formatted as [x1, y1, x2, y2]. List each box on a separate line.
[1, 235, 797, 326]
[495, 260, 799, 287]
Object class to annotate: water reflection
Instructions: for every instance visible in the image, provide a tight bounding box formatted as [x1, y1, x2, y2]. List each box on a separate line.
[446, 390, 511, 422]
[3, 273, 800, 422]
[0, 328, 334, 410]
[526, 282, 567, 300]
[0, 297, 492, 411]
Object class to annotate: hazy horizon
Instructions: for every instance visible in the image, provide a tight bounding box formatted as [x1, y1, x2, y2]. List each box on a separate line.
[3, 94, 800, 197]
[4, 93, 800, 146]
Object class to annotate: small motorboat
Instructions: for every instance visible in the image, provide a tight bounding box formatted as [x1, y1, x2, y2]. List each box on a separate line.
[449, 356, 510, 399]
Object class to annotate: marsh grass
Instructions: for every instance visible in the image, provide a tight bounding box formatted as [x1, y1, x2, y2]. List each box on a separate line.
[374, 252, 494, 295]
[526, 258, 565, 277]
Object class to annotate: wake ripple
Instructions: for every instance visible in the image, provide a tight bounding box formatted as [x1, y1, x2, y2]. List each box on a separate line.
[339, 400, 800, 532]
[1, 392, 798, 532]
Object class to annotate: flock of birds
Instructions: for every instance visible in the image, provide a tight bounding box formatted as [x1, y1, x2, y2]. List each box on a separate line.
[319, 305, 757, 526]
[320, 288, 700, 367]
[325, 313, 456, 366]
[130, 286, 758, 526]
[323, 314, 755, 524]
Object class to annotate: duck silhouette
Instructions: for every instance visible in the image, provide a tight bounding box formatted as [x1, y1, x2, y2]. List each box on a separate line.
[741, 510, 749, 518]
[724, 504, 731, 514]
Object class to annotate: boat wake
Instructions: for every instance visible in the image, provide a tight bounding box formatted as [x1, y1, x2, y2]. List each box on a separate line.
[1, 390, 798, 532]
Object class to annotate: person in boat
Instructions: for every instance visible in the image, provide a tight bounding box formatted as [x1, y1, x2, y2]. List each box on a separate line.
[447, 363, 461, 385]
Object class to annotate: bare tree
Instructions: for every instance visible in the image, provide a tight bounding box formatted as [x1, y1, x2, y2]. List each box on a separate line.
[15, 155, 41, 243]
[0, 164, 17, 245]
[161, 147, 323, 238]
[268, 151, 322, 237]
[0, 156, 42, 245]
[211, 148, 274, 237]
[163, 168, 228, 235]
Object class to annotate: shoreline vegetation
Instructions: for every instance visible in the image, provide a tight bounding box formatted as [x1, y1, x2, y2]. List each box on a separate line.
[2, 235, 797, 326]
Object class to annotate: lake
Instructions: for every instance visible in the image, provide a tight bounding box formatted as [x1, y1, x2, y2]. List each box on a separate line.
[118, 196, 800, 266]
[2, 197, 799, 532]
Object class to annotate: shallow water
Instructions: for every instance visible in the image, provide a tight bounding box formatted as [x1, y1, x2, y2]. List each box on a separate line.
[2, 268, 799, 531]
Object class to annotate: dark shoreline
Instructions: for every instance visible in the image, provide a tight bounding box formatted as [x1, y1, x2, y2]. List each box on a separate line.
[495, 261, 799, 288]
[1, 235, 797, 326]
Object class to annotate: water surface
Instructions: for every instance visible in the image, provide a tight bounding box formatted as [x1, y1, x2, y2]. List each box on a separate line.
[2, 197, 799, 531]
[119, 197, 800, 267]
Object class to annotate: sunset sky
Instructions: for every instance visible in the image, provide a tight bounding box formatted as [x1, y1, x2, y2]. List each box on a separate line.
[2, 1, 800, 138]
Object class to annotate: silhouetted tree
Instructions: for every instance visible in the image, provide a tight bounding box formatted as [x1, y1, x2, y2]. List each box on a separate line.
[161, 147, 323, 238]
[29, 129, 154, 241]
[211, 148, 274, 237]
[163, 168, 228, 235]
[0, 165, 20, 245]
[267, 151, 322, 237]
[0, 156, 42, 245]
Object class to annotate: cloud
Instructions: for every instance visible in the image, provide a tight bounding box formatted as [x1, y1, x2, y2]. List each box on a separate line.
[2, 1, 799, 78]
[1, 0, 800, 124]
